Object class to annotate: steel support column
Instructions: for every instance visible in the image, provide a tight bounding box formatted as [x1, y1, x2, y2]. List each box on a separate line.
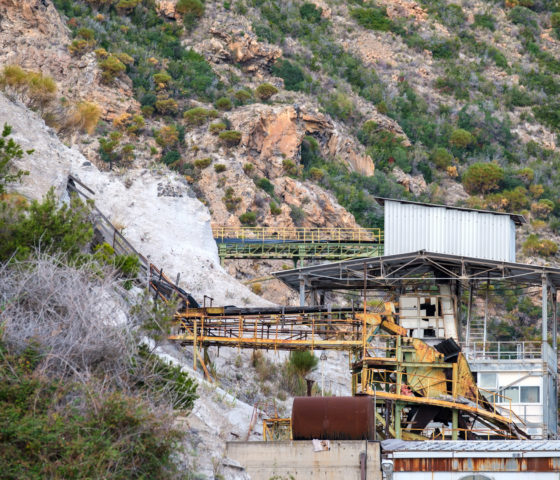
[543, 274, 548, 344]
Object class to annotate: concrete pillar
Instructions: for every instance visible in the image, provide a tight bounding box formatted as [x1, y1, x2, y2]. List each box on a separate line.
[299, 277, 306, 307]
[543, 275, 548, 344]
[466, 282, 473, 344]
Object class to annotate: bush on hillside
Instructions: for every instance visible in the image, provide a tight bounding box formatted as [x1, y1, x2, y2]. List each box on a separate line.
[255, 82, 279, 101]
[218, 130, 242, 146]
[523, 234, 558, 257]
[462, 162, 504, 194]
[183, 107, 219, 126]
[271, 60, 305, 91]
[239, 211, 257, 226]
[350, 6, 392, 31]
[176, 0, 205, 28]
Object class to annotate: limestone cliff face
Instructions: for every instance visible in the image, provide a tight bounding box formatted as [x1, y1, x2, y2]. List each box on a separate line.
[0, 0, 138, 119]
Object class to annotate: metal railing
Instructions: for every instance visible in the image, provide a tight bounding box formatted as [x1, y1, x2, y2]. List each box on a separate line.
[463, 341, 543, 361]
[263, 418, 292, 441]
[212, 225, 383, 243]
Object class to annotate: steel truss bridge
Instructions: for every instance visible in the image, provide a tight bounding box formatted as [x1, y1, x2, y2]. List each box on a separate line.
[212, 226, 384, 265]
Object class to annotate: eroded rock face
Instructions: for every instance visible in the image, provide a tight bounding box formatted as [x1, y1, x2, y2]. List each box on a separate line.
[0, 0, 138, 119]
[228, 104, 375, 177]
[195, 27, 282, 74]
[155, 0, 179, 20]
[392, 166, 427, 196]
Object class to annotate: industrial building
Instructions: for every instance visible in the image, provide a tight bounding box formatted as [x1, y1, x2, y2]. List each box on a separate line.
[175, 197, 560, 476]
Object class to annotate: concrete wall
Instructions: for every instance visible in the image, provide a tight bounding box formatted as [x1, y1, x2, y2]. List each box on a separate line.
[226, 440, 381, 480]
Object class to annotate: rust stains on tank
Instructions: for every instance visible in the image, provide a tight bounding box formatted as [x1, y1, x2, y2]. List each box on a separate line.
[292, 396, 376, 440]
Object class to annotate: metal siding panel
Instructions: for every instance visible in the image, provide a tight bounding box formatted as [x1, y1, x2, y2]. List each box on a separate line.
[383, 201, 514, 261]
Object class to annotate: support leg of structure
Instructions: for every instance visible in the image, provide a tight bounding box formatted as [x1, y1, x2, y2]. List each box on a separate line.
[553, 289, 558, 352]
[395, 402, 403, 440]
[542, 274, 548, 344]
[466, 282, 473, 345]
[452, 409, 458, 440]
[299, 277, 306, 307]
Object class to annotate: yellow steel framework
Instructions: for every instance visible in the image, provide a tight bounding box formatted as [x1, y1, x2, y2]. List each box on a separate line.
[212, 225, 383, 243]
[170, 305, 529, 441]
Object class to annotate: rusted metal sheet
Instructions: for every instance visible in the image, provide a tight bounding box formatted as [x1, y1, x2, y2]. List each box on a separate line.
[393, 457, 560, 472]
[292, 396, 375, 440]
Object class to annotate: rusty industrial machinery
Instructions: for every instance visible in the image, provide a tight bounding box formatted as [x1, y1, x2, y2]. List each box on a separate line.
[169, 302, 529, 441]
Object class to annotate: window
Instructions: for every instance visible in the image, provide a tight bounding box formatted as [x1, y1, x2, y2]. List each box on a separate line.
[521, 386, 540, 403]
[498, 386, 540, 404]
[503, 386, 520, 403]
[478, 373, 497, 389]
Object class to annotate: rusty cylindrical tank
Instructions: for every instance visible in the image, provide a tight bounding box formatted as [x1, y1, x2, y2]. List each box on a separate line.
[291, 396, 376, 440]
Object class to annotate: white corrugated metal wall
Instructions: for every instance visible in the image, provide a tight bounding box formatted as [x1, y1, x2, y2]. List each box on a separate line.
[384, 201, 516, 262]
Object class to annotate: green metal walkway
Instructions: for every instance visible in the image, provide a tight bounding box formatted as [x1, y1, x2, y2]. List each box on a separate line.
[213, 226, 384, 265]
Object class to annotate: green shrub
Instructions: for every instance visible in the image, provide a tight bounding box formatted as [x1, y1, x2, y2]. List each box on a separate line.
[154, 97, 178, 115]
[350, 6, 392, 31]
[283, 158, 300, 176]
[439, 3, 466, 28]
[533, 102, 560, 130]
[256, 177, 275, 195]
[99, 54, 126, 84]
[271, 60, 305, 91]
[161, 149, 181, 165]
[508, 6, 539, 32]
[183, 107, 218, 126]
[531, 199, 554, 218]
[0, 124, 30, 195]
[234, 89, 252, 103]
[474, 13, 496, 31]
[462, 162, 504, 194]
[194, 157, 212, 169]
[449, 128, 475, 148]
[551, 12, 560, 28]
[209, 121, 226, 134]
[255, 82, 279, 101]
[214, 163, 226, 173]
[153, 70, 172, 86]
[223, 187, 241, 212]
[176, 0, 205, 28]
[270, 201, 281, 215]
[243, 162, 254, 174]
[300, 2, 322, 22]
[523, 234, 558, 257]
[289, 350, 318, 377]
[431, 147, 453, 169]
[239, 211, 257, 226]
[218, 130, 242, 146]
[215, 96, 233, 111]
[0, 189, 93, 262]
[323, 91, 356, 121]
[309, 167, 325, 180]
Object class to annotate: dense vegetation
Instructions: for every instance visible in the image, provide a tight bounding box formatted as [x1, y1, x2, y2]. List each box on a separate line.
[0, 127, 197, 478]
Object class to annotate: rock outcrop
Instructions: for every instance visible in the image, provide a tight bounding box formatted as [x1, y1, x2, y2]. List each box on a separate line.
[229, 104, 375, 176]
[195, 27, 282, 75]
[0, 0, 138, 119]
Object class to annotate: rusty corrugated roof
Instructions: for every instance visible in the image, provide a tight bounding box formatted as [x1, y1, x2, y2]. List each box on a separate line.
[382, 440, 560, 452]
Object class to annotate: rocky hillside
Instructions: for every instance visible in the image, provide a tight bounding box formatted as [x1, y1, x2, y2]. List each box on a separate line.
[3, 0, 560, 268]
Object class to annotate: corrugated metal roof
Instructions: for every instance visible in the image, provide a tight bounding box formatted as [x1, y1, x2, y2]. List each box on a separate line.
[375, 197, 526, 225]
[272, 251, 560, 291]
[381, 440, 560, 452]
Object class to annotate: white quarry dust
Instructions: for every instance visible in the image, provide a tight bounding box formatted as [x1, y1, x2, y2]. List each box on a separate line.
[1, 93, 352, 479]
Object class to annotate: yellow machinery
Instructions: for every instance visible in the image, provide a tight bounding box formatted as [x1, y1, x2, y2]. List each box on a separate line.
[170, 302, 529, 440]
